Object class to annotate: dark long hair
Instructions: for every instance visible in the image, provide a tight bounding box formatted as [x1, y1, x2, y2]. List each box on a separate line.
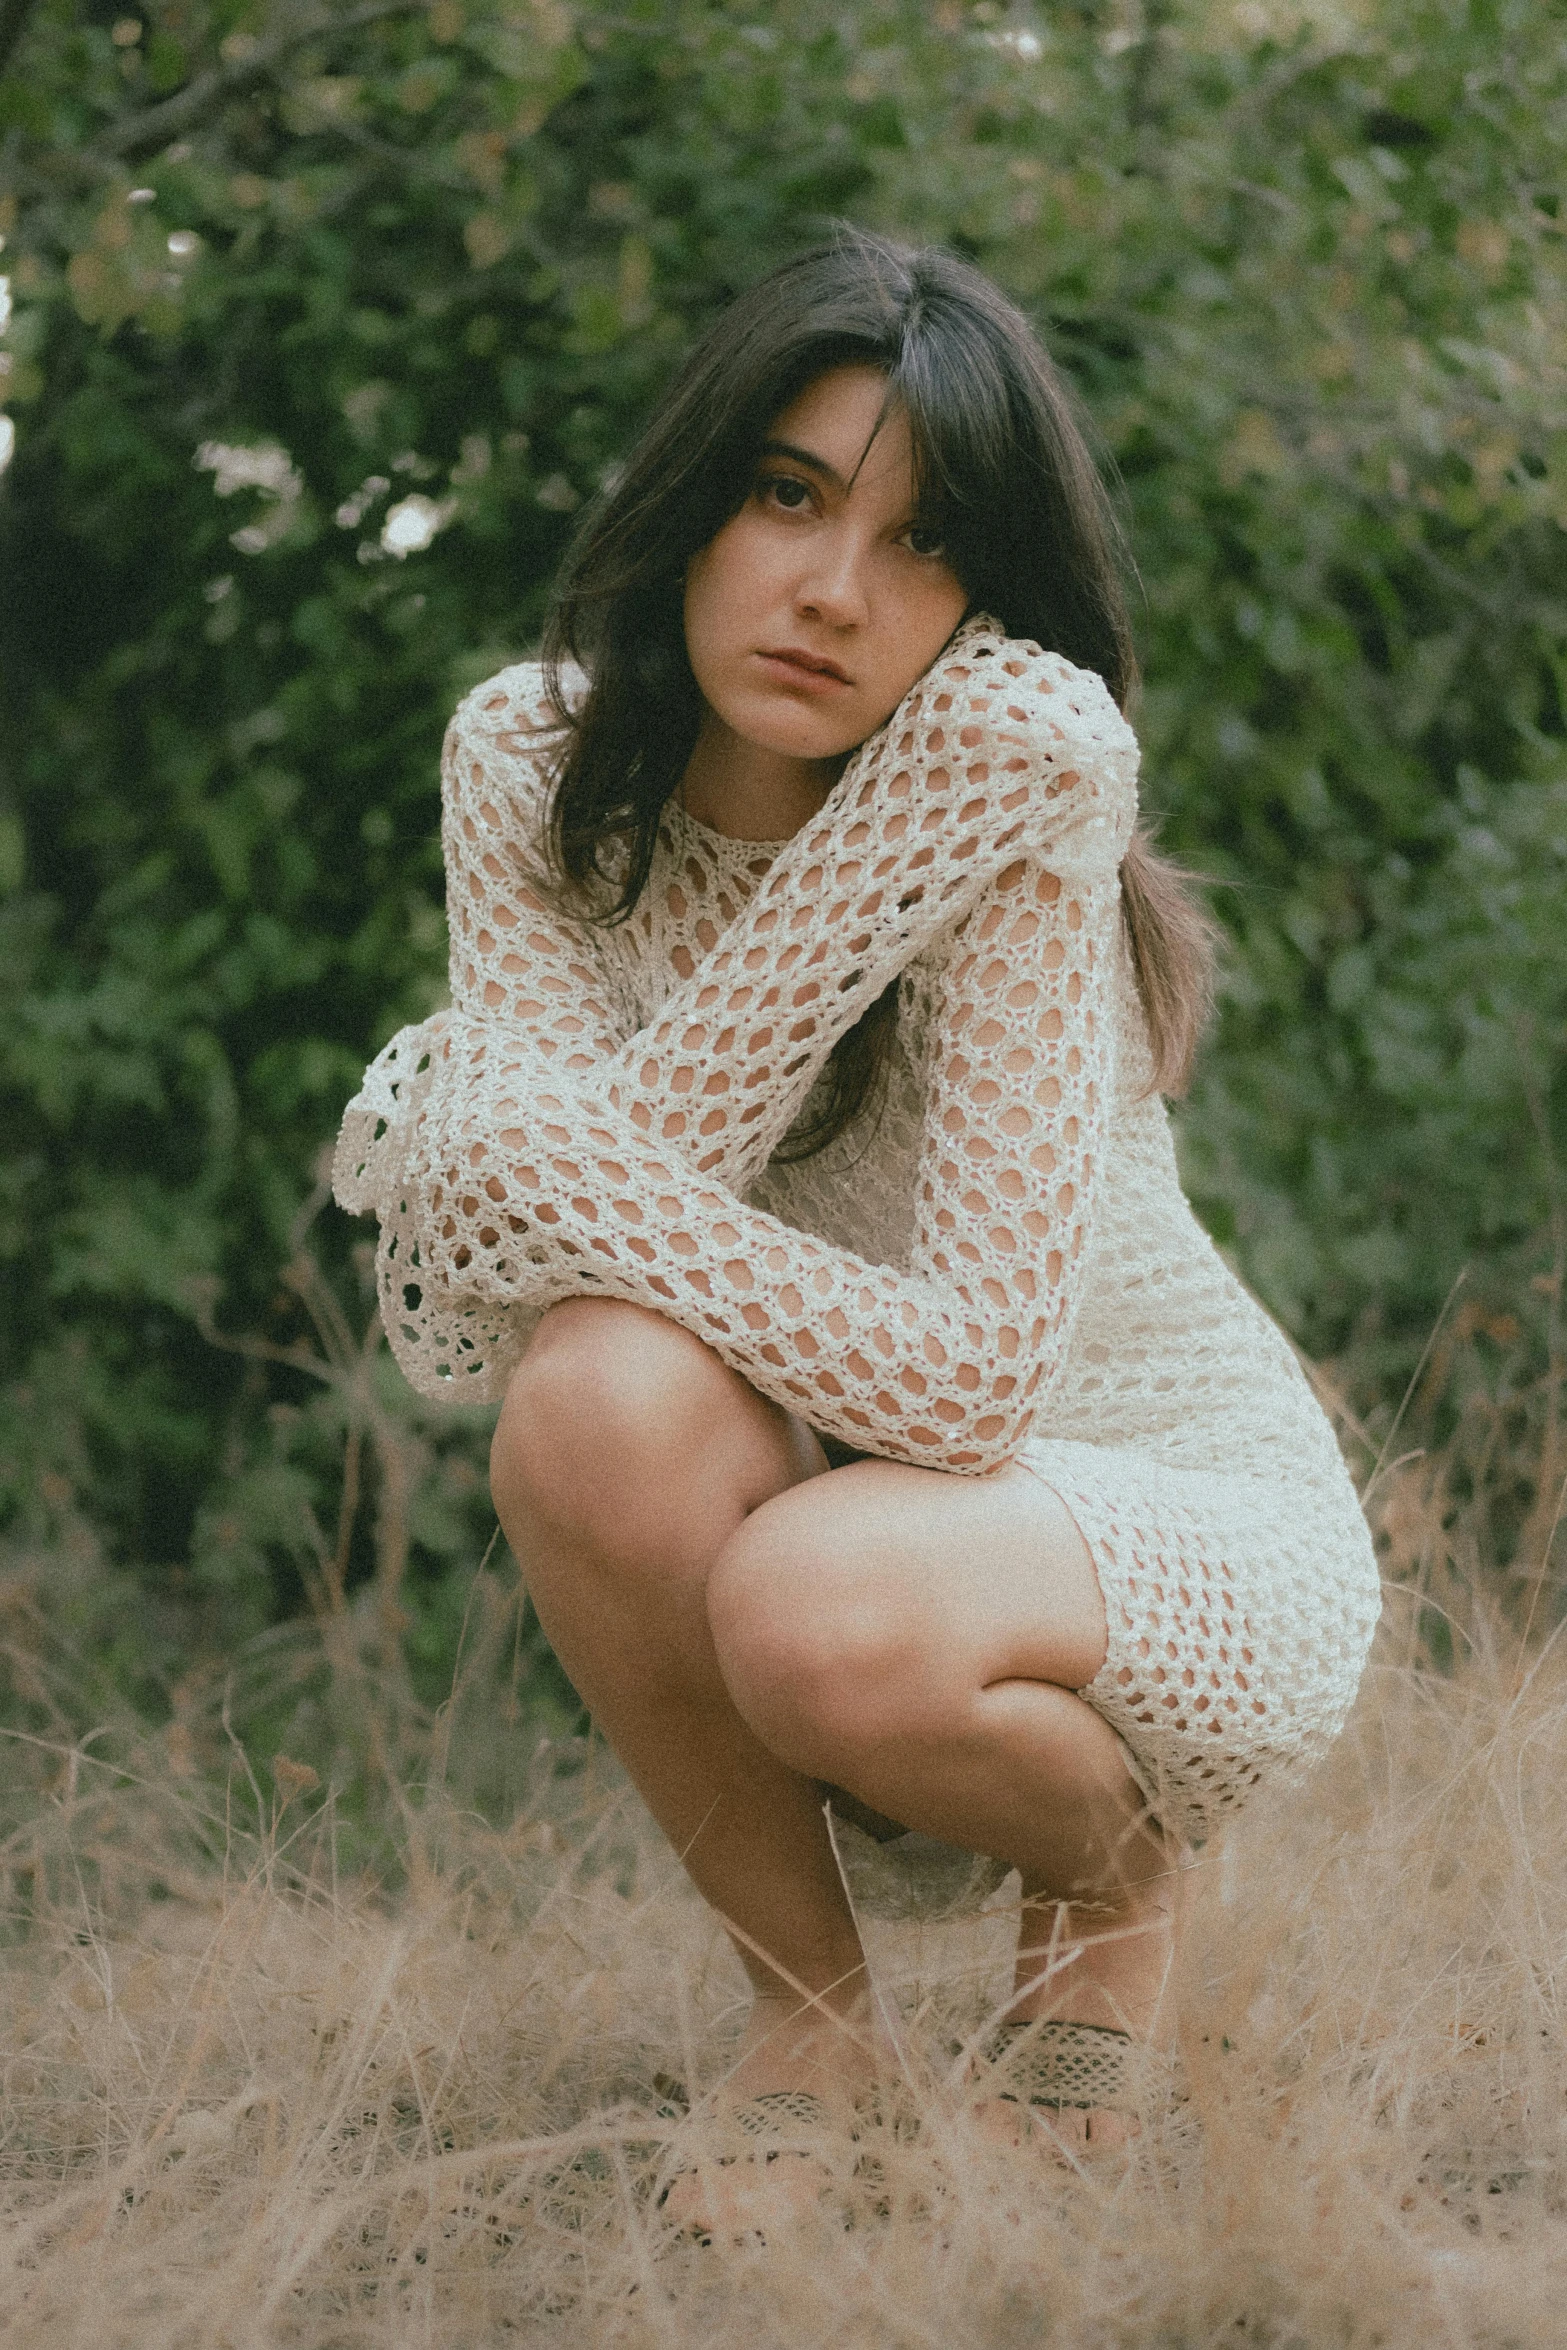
[541, 229, 1216, 1155]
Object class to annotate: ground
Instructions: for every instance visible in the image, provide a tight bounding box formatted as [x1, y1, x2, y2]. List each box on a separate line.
[1, 1513, 1563, 2347]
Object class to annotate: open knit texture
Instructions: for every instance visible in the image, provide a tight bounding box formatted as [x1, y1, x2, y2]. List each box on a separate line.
[984, 2020, 1175, 2115]
[334, 618, 1381, 1845]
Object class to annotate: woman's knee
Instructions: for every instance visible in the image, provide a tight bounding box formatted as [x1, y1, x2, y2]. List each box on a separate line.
[489, 1298, 790, 1570]
[492, 1300, 703, 1550]
[707, 1509, 949, 1777]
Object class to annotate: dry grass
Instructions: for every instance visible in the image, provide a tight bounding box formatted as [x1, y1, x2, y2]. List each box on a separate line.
[4, 1404, 1567, 2345]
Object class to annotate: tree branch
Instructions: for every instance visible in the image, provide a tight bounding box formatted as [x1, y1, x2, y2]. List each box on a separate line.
[98, 0, 430, 162]
[0, 0, 39, 81]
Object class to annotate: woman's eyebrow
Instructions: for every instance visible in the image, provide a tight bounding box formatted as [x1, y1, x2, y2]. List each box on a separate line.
[759, 437, 846, 489]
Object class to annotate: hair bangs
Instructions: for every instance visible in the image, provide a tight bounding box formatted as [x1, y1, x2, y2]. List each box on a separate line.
[888, 315, 1020, 592]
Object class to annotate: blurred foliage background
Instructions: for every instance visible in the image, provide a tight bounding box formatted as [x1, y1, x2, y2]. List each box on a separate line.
[0, 0, 1563, 1754]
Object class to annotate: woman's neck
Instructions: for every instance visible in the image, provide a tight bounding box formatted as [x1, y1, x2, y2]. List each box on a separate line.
[678, 707, 845, 843]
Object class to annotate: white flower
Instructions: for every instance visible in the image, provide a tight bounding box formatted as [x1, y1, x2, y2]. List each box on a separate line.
[194, 440, 305, 552]
[195, 440, 302, 501]
[0, 416, 14, 478]
[380, 493, 457, 558]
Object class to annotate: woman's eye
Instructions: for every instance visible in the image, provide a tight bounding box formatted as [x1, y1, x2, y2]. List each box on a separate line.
[905, 524, 945, 559]
[763, 475, 811, 511]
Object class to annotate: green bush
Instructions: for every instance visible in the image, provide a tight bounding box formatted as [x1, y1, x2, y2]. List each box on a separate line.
[1, 0, 1562, 1671]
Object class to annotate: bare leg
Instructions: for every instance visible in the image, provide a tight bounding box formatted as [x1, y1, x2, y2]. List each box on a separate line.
[496, 1304, 1178, 2147]
[705, 1457, 1182, 2145]
[490, 1298, 878, 2109]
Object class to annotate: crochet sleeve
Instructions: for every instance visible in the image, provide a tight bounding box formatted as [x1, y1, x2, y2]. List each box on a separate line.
[404, 626, 1139, 1468]
[334, 647, 982, 1217]
[333, 663, 622, 1215]
[431, 628, 1111, 1180]
[332, 638, 1047, 1390]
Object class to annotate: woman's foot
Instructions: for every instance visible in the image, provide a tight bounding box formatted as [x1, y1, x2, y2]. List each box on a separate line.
[658, 2094, 846, 2242]
[658, 1993, 878, 2239]
[969, 1876, 1180, 2159]
[971, 2019, 1161, 2156]
[725, 1989, 880, 2106]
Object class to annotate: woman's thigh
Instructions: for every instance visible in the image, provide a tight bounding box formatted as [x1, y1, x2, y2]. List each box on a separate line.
[707, 1454, 1109, 1734]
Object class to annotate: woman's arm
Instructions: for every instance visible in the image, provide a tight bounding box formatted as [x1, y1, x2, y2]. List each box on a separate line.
[332, 666, 625, 1220]
[408, 637, 1137, 1469]
[440, 664, 630, 1071]
[427, 619, 1136, 1196]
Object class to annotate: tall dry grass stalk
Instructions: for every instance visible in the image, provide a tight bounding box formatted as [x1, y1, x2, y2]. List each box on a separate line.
[3, 1318, 1566, 2347]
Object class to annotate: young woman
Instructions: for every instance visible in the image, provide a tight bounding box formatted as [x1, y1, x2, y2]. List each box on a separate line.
[334, 233, 1381, 2176]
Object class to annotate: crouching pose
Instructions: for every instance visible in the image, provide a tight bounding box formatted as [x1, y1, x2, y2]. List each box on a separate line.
[334, 233, 1381, 2191]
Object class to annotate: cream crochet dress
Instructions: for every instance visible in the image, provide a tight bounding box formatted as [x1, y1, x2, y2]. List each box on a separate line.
[334, 617, 1381, 1849]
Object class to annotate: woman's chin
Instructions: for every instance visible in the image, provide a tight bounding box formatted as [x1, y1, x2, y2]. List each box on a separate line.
[716, 698, 874, 767]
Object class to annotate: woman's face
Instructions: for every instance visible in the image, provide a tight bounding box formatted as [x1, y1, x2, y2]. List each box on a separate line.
[682, 365, 969, 767]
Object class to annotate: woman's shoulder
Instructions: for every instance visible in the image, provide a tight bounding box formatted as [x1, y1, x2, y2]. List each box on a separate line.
[449, 656, 587, 749]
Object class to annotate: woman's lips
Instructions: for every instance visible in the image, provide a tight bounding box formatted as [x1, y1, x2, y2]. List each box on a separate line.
[755, 648, 853, 690]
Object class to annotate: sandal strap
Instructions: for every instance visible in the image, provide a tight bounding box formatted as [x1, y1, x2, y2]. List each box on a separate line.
[989, 2019, 1153, 2112]
[732, 2089, 831, 2139]
[656, 2088, 833, 2213]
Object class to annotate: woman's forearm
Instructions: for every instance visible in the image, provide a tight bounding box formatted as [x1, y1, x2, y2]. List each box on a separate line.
[412, 846, 1122, 1470]
[438, 621, 1138, 1201]
[337, 622, 1138, 1416]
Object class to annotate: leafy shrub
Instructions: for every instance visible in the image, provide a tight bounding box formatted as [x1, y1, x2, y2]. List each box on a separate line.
[1, 0, 1562, 1665]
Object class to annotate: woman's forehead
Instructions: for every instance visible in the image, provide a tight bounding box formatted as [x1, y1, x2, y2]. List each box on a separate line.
[766, 365, 913, 501]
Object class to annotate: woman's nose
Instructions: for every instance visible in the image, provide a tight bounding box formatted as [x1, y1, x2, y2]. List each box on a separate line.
[794, 530, 869, 628]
